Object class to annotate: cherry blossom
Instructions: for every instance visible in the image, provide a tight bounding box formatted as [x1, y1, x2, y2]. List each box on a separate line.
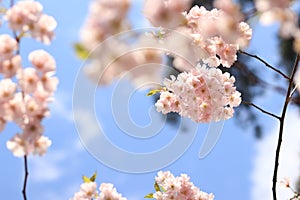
[98, 183, 127, 200]
[29, 49, 56, 73]
[156, 64, 241, 123]
[0, 34, 18, 58]
[0, 79, 17, 103]
[5, 0, 56, 44]
[180, 3, 252, 67]
[0, 55, 22, 78]
[255, 0, 300, 44]
[150, 171, 214, 200]
[31, 14, 57, 44]
[70, 182, 98, 200]
[84, 38, 163, 87]
[70, 182, 127, 200]
[1, 49, 58, 157]
[79, 0, 131, 49]
[143, 0, 192, 28]
[17, 67, 39, 93]
[5, 0, 43, 32]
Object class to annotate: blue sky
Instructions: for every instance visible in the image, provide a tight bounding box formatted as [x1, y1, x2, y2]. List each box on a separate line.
[0, 0, 299, 200]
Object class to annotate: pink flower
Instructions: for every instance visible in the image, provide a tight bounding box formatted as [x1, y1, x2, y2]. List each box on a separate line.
[178, 4, 252, 67]
[22, 120, 44, 140]
[28, 50, 56, 73]
[143, 0, 191, 28]
[79, 0, 131, 48]
[71, 182, 98, 200]
[5, 0, 43, 32]
[6, 132, 51, 157]
[32, 14, 57, 44]
[255, 0, 299, 39]
[279, 177, 290, 188]
[40, 73, 59, 94]
[17, 68, 39, 93]
[6, 134, 29, 157]
[152, 171, 214, 200]
[24, 96, 45, 118]
[32, 135, 51, 156]
[3, 93, 24, 124]
[0, 79, 17, 103]
[156, 64, 241, 123]
[0, 34, 18, 58]
[0, 55, 22, 78]
[98, 183, 127, 200]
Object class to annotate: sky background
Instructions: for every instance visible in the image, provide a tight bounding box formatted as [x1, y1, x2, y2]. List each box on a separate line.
[0, 0, 299, 200]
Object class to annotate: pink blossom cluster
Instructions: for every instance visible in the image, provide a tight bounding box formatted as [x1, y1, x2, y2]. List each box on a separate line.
[143, 0, 192, 29]
[0, 0, 58, 157]
[79, 0, 166, 87]
[84, 41, 162, 86]
[180, 0, 251, 68]
[80, 0, 131, 50]
[2, 49, 58, 157]
[152, 171, 214, 200]
[255, 0, 300, 51]
[70, 182, 127, 200]
[5, 0, 57, 44]
[143, 0, 252, 68]
[155, 64, 241, 123]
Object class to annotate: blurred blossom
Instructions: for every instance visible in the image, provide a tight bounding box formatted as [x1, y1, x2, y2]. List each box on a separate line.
[79, 0, 131, 50]
[143, 0, 192, 29]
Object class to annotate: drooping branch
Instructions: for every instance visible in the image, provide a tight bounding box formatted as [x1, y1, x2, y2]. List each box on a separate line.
[239, 50, 290, 80]
[242, 101, 281, 120]
[272, 54, 300, 200]
[22, 156, 29, 200]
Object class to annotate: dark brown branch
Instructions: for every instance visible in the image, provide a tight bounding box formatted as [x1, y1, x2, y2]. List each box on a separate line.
[239, 50, 290, 80]
[242, 101, 281, 120]
[22, 155, 29, 200]
[272, 54, 300, 200]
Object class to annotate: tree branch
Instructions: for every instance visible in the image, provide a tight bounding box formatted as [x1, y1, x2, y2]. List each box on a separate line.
[22, 155, 28, 200]
[272, 54, 300, 200]
[242, 101, 281, 120]
[239, 50, 290, 80]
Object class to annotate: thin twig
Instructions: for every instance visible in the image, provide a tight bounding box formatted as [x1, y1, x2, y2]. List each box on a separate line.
[272, 54, 300, 200]
[242, 101, 281, 120]
[22, 155, 29, 200]
[244, 7, 257, 21]
[239, 50, 290, 80]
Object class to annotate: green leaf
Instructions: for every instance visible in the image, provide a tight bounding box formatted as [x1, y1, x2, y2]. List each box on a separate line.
[147, 89, 162, 97]
[89, 171, 97, 182]
[154, 182, 161, 192]
[74, 43, 90, 60]
[144, 193, 154, 198]
[82, 171, 97, 183]
[82, 175, 91, 183]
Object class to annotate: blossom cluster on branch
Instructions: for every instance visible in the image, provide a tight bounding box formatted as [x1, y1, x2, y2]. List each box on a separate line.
[144, 0, 252, 68]
[0, 0, 57, 157]
[255, 0, 300, 52]
[70, 173, 127, 200]
[156, 64, 241, 122]
[145, 171, 214, 200]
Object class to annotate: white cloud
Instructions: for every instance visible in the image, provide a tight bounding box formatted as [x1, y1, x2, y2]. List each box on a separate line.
[30, 150, 67, 182]
[251, 109, 300, 200]
[50, 90, 73, 122]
